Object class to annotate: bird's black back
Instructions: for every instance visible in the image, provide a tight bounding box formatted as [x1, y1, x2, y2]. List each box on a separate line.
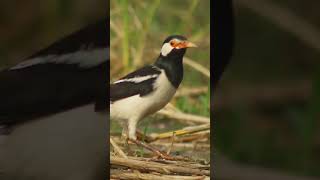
[110, 65, 161, 103]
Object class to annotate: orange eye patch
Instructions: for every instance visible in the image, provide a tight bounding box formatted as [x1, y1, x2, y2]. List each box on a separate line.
[170, 40, 186, 49]
[169, 40, 183, 48]
[170, 40, 177, 47]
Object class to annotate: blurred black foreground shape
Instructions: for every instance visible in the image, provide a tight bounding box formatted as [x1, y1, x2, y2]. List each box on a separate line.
[213, 1, 319, 180]
[0, 19, 109, 180]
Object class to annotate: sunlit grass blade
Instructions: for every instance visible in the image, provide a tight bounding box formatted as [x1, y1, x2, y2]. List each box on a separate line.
[133, 0, 161, 66]
[121, 0, 130, 71]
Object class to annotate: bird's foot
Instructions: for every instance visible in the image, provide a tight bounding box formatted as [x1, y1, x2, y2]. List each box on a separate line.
[129, 139, 175, 160]
[121, 137, 136, 156]
[135, 130, 155, 143]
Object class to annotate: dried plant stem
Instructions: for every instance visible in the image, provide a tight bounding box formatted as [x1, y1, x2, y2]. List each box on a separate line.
[166, 132, 176, 154]
[111, 169, 208, 180]
[133, 0, 161, 66]
[156, 109, 210, 124]
[121, 0, 130, 70]
[110, 137, 128, 159]
[111, 156, 210, 176]
[175, 86, 208, 97]
[150, 142, 210, 149]
[151, 124, 210, 141]
[183, 57, 210, 78]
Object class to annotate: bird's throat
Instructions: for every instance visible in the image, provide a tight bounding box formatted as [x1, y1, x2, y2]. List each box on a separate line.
[154, 55, 184, 88]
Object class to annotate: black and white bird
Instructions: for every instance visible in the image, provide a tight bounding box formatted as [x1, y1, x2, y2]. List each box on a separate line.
[110, 35, 196, 145]
[0, 19, 108, 180]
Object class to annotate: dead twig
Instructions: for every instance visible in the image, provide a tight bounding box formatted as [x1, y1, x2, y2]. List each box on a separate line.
[150, 142, 210, 150]
[128, 156, 210, 169]
[110, 137, 128, 159]
[111, 169, 209, 180]
[111, 156, 210, 176]
[172, 130, 210, 143]
[166, 132, 176, 155]
[150, 124, 210, 141]
[183, 57, 210, 79]
[156, 109, 210, 124]
[175, 86, 208, 97]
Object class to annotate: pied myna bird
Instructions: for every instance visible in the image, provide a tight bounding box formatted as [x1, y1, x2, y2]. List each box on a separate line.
[110, 35, 196, 158]
[0, 19, 108, 180]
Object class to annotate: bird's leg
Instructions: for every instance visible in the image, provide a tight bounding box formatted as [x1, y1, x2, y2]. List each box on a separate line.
[128, 138, 175, 160]
[127, 118, 138, 141]
[120, 125, 132, 154]
[121, 129, 128, 146]
[121, 127, 128, 141]
[135, 129, 154, 143]
[126, 119, 174, 160]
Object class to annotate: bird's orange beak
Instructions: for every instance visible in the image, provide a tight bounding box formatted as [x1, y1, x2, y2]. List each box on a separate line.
[176, 41, 197, 49]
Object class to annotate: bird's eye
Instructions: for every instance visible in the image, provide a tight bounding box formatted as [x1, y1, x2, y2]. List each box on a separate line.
[170, 41, 175, 46]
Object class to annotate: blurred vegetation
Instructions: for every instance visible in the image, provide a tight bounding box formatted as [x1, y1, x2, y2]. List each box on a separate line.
[6, 0, 320, 178]
[0, 0, 106, 68]
[215, 0, 320, 178]
[110, 0, 210, 137]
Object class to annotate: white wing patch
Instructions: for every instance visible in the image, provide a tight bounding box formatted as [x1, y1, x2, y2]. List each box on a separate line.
[10, 47, 109, 70]
[110, 69, 176, 122]
[114, 74, 159, 84]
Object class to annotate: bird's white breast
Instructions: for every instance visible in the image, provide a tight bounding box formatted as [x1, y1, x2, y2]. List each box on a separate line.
[110, 69, 176, 121]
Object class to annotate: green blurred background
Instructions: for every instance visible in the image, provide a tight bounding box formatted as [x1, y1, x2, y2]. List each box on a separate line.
[215, 0, 320, 178]
[110, 0, 210, 141]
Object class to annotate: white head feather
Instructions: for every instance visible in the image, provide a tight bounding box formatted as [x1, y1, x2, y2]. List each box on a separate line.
[160, 42, 174, 56]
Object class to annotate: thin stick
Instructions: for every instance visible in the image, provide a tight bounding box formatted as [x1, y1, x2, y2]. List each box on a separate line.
[156, 109, 210, 124]
[150, 142, 210, 149]
[175, 86, 208, 97]
[111, 156, 210, 176]
[111, 169, 208, 180]
[151, 124, 210, 141]
[166, 132, 176, 155]
[110, 137, 128, 159]
[183, 57, 210, 78]
[111, 135, 210, 149]
[128, 156, 210, 169]
[130, 139, 175, 160]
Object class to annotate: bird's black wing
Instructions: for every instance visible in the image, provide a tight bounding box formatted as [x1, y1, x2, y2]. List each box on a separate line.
[0, 19, 108, 125]
[110, 65, 161, 103]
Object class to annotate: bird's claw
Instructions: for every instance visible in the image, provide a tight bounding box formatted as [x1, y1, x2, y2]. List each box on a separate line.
[152, 152, 175, 161]
[129, 139, 176, 160]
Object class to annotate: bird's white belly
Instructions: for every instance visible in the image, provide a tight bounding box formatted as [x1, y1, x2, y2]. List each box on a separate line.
[0, 104, 107, 180]
[110, 71, 177, 121]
